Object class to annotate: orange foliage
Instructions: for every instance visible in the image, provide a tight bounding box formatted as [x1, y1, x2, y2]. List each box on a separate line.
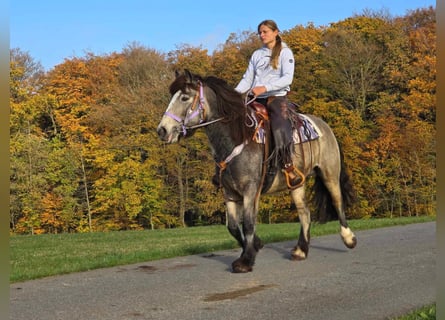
[10, 7, 436, 232]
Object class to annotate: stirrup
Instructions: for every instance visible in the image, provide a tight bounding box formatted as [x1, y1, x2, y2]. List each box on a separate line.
[282, 166, 305, 190]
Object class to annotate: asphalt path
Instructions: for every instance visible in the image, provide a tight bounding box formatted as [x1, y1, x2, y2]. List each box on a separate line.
[10, 222, 436, 320]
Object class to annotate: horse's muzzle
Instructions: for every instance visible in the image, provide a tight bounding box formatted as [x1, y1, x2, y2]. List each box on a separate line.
[157, 126, 168, 141]
[157, 125, 180, 143]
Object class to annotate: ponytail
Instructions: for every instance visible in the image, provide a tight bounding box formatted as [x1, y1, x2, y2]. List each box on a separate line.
[271, 35, 282, 69]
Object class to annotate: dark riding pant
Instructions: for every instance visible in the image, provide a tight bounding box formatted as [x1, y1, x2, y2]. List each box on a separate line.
[256, 96, 294, 168]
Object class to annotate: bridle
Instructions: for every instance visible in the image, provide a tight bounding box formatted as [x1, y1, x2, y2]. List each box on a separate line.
[163, 81, 224, 137]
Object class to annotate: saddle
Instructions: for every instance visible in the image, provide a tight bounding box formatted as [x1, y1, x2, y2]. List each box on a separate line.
[247, 101, 320, 145]
[248, 101, 269, 143]
[246, 101, 320, 192]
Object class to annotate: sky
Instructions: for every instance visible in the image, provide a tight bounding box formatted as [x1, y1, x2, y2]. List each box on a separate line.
[10, 0, 436, 71]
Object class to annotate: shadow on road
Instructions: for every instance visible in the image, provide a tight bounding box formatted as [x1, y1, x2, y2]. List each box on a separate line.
[310, 244, 348, 253]
[199, 252, 238, 272]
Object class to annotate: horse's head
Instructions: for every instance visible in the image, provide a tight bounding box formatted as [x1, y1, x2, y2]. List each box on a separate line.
[158, 69, 248, 145]
[157, 70, 209, 143]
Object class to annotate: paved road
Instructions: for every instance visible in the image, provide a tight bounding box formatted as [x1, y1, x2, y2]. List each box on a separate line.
[10, 222, 435, 320]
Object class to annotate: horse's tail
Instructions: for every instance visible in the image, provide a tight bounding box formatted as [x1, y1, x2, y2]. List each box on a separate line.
[312, 146, 356, 223]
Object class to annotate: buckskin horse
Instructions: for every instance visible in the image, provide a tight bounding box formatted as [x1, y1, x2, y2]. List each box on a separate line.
[157, 70, 357, 273]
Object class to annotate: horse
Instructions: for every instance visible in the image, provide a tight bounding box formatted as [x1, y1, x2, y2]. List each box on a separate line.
[157, 70, 357, 273]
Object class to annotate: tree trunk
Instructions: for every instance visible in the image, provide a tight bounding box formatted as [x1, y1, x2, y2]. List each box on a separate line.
[80, 150, 92, 232]
[177, 156, 186, 227]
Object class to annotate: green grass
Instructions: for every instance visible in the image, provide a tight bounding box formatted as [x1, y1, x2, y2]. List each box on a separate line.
[391, 304, 436, 320]
[10, 216, 435, 283]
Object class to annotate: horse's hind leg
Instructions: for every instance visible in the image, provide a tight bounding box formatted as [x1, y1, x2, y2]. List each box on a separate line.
[324, 181, 357, 249]
[290, 188, 311, 260]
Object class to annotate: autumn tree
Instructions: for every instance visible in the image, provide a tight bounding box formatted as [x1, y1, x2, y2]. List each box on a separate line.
[10, 49, 49, 233]
[281, 23, 326, 104]
[87, 44, 178, 229]
[211, 31, 260, 86]
[10, 7, 436, 233]
[167, 44, 212, 76]
[319, 16, 388, 118]
[359, 7, 436, 217]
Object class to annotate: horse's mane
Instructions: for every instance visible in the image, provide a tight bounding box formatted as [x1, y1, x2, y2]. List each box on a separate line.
[169, 72, 252, 143]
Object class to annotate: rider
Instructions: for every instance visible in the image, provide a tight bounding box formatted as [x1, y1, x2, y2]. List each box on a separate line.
[234, 19, 302, 189]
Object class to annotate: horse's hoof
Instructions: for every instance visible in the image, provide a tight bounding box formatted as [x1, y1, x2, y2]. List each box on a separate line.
[341, 227, 357, 249]
[290, 254, 305, 261]
[344, 236, 357, 249]
[290, 246, 307, 261]
[232, 259, 253, 273]
[232, 265, 253, 273]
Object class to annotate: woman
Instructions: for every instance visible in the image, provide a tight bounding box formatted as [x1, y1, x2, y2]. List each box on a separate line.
[235, 19, 302, 189]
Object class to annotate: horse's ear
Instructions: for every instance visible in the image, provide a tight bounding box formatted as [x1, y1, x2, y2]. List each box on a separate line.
[184, 69, 193, 82]
[174, 69, 180, 78]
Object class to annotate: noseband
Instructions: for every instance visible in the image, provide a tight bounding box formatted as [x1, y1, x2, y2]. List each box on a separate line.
[164, 81, 224, 136]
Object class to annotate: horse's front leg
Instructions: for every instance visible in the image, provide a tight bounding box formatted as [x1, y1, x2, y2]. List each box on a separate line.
[225, 200, 244, 249]
[231, 191, 263, 273]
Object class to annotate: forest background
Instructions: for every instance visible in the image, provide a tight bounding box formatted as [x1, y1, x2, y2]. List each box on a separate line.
[9, 7, 436, 234]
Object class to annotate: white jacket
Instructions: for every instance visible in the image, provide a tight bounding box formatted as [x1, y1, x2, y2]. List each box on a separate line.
[235, 42, 295, 98]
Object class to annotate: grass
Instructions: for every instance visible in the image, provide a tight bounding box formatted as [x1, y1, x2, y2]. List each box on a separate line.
[392, 304, 436, 320]
[10, 216, 435, 283]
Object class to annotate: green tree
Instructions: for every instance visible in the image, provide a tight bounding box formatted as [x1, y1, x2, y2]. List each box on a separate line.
[320, 21, 385, 117]
[40, 138, 81, 233]
[10, 49, 49, 233]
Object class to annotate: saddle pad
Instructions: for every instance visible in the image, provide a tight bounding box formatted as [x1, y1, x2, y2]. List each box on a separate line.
[249, 109, 321, 145]
[293, 114, 322, 144]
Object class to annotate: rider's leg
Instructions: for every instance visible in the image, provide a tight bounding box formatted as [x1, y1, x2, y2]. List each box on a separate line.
[267, 96, 303, 189]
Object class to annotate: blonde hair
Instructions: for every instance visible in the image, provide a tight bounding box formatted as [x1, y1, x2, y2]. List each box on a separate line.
[257, 19, 282, 69]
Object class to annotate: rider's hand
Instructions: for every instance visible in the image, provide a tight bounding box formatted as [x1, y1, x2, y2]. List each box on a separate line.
[251, 86, 267, 97]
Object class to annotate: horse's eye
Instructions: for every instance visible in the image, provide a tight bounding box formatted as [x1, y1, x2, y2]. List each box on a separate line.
[180, 95, 190, 102]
